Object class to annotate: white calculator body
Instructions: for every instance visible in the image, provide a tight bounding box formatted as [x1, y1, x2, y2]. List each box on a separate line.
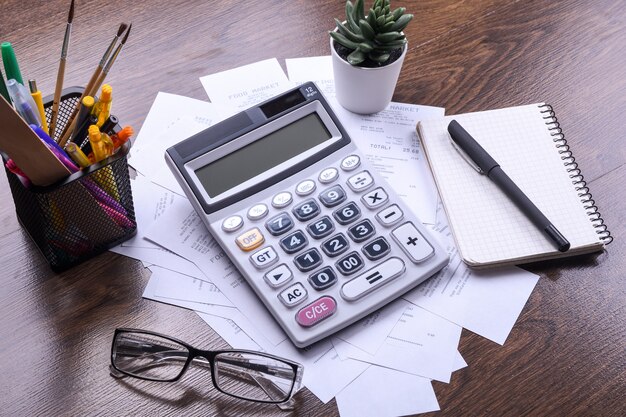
[166, 83, 449, 347]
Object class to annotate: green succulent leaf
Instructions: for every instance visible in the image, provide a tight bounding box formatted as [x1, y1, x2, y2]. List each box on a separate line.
[373, 39, 406, 50]
[359, 19, 376, 40]
[375, 31, 403, 43]
[335, 18, 365, 42]
[391, 7, 405, 20]
[370, 51, 391, 64]
[367, 9, 377, 28]
[347, 49, 366, 65]
[346, 1, 361, 32]
[330, 31, 360, 50]
[390, 14, 413, 32]
[354, 0, 365, 21]
[376, 15, 386, 27]
[358, 42, 374, 53]
[380, 20, 394, 32]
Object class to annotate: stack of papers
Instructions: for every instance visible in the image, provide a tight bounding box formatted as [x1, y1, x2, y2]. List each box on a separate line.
[112, 57, 539, 416]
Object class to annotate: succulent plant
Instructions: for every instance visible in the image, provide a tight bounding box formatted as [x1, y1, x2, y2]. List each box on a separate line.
[330, 0, 413, 66]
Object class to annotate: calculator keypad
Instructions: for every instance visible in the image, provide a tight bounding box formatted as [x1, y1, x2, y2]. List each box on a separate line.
[223, 154, 440, 339]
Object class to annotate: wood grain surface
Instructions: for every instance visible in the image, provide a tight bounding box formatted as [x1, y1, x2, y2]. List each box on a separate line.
[1, 1, 624, 416]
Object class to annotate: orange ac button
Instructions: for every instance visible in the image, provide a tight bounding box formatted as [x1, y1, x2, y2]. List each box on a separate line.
[235, 227, 265, 251]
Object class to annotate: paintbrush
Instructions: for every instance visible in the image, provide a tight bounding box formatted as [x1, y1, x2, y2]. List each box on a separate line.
[57, 23, 128, 147]
[48, 0, 74, 140]
[91, 23, 132, 94]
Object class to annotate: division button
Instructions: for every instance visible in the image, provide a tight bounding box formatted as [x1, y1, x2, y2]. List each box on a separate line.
[375, 204, 404, 227]
[340, 155, 361, 171]
[247, 203, 268, 220]
[341, 257, 406, 301]
[295, 179, 316, 196]
[296, 296, 337, 327]
[272, 191, 293, 208]
[278, 282, 308, 308]
[264, 264, 293, 288]
[235, 227, 265, 251]
[346, 170, 374, 192]
[222, 215, 244, 232]
[391, 222, 435, 263]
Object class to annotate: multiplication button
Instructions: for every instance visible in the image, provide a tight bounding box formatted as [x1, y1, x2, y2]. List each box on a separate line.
[361, 187, 388, 209]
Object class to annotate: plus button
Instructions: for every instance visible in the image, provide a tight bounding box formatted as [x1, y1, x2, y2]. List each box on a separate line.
[406, 236, 419, 246]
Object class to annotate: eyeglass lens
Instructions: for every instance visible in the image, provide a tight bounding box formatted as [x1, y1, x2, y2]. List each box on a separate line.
[112, 331, 298, 403]
[112, 332, 190, 381]
[214, 351, 296, 402]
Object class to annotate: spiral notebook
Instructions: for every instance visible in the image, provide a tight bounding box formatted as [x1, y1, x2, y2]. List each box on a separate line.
[417, 103, 612, 268]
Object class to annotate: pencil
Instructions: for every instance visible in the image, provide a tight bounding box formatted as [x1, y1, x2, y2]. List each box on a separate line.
[57, 23, 128, 147]
[49, 0, 74, 140]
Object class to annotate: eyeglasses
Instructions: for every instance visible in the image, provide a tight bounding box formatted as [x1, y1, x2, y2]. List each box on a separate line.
[109, 328, 304, 405]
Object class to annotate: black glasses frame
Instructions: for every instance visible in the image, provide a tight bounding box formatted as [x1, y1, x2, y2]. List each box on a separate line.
[110, 328, 302, 404]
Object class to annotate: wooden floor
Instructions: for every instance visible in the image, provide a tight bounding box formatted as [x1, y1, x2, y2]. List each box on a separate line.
[0, 0, 624, 415]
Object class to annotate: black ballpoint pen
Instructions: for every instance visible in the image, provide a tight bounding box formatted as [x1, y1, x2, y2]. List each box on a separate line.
[447, 119, 570, 252]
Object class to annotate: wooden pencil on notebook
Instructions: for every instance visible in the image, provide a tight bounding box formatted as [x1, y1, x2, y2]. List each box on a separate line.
[57, 23, 129, 147]
[48, 0, 75, 139]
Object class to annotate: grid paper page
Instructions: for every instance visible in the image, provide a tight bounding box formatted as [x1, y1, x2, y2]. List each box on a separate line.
[418, 104, 602, 266]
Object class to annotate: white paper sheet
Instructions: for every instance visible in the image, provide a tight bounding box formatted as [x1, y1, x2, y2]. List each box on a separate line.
[404, 203, 540, 345]
[200, 58, 293, 109]
[335, 365, 440, 417]
[333, 303, 462, 383]
[144, 197, 287, 346]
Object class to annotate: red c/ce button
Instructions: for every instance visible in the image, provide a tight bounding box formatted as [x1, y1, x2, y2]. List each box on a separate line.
[295, 296, 337, 327]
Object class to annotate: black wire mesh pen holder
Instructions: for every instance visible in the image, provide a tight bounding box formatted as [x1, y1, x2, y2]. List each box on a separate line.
[2, 87, 137, 272]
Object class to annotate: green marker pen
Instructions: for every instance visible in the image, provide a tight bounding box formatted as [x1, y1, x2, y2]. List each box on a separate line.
[2, 42, 24, 85]
[0, 67, 9, 102]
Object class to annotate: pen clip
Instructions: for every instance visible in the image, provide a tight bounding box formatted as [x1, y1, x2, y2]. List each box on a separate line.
[448, 134, 484, 174]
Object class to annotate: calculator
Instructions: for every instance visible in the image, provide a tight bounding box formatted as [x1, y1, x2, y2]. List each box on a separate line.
[165, 82, 449, 348]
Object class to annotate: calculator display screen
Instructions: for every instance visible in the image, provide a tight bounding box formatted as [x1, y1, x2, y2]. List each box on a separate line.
[195, 112, 333, 197]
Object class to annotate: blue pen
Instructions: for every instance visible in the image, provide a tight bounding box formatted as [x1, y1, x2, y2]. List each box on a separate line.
[6, 79, 41, 126]
[30, 124, 79, 173]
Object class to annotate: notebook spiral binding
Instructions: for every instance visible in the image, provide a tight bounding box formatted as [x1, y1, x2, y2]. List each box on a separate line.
[539, 103, 613, 244]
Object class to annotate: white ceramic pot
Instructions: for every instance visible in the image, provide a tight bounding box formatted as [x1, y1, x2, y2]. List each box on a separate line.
[330, 37, 407, 114]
